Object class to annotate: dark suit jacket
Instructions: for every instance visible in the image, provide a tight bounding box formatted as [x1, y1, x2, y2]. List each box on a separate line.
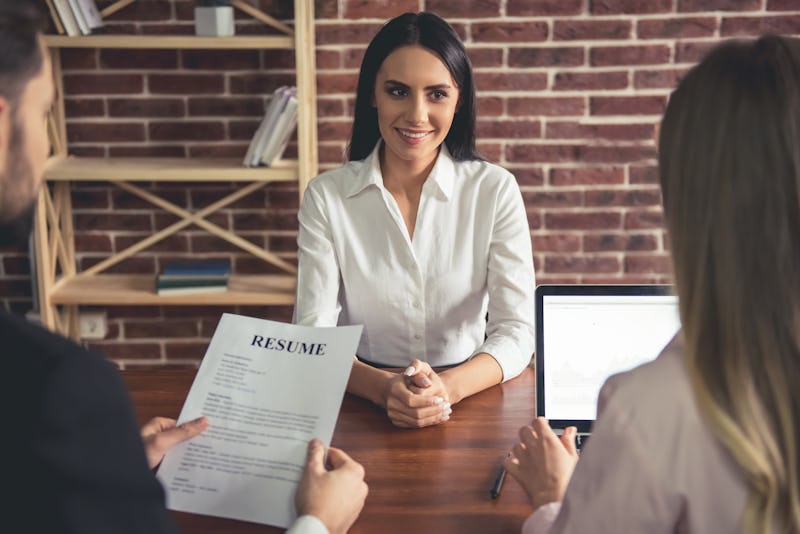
[2, 309, 177, 533]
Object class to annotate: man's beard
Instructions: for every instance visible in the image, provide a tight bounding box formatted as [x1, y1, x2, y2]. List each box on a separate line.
[0, 117, 37, 249]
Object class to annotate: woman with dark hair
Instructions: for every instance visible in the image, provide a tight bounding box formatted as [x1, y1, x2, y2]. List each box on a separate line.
[294, 12, 535, 428]
[505, 34, 800, 533]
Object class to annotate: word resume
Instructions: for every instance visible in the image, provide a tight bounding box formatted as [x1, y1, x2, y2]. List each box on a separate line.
[157, 313, 362, 527]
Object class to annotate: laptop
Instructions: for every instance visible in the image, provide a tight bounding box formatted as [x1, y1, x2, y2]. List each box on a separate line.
[534, 284, 681, 450]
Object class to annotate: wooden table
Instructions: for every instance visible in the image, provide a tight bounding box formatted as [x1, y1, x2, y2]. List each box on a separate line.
[122, 367, 535, 533]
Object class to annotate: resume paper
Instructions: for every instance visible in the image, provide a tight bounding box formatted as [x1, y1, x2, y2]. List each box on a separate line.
[156, 313, 362, 527]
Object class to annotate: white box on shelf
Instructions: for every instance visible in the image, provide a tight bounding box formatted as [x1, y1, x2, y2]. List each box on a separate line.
[195, 6, 235, 37]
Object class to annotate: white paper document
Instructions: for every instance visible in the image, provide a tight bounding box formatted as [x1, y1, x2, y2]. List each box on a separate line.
[156, 313, 362, 528]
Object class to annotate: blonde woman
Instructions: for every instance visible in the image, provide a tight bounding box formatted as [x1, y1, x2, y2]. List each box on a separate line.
[505, 35, 800, 533]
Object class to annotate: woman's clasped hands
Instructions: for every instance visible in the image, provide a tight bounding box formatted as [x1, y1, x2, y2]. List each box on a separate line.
[384, 358, 453, 428]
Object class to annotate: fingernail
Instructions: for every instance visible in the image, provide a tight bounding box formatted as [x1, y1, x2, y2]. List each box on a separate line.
[442, 402, 451, 411]
[443, 407, 453, 416]
[403, 366, 416, 376]
[441, 415, 450, 422]
[432, 396, 444, 405]
[420, 376, 432, 387]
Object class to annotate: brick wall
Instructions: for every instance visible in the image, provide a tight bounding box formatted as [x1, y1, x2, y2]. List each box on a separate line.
[1, 0, 798, 367]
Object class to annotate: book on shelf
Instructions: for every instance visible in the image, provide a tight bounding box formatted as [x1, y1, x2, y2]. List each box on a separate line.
[51, 0, 80, 36]
[49, 0, 103, 36]
[243, 86, 298, 168]
[156, 259, 231, 295]
[44, 0, 65, 35]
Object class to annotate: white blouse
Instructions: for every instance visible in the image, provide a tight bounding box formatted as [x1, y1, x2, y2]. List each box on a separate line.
[293, 143, 535, 380]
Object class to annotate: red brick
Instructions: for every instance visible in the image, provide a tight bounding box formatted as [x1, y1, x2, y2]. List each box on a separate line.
[579, 145, 657, 164]
[65, 98, 105, 117]
[508, 0, 584, 15]
[507, 144, 579, 163]
[527, 211, 542, 230]
[553, 71, 629, 91]
[477, 120, 541, 139]
[343, 48, 366, 69]
[2, 256, 31, 275]
[188, 97, 263, 117]
[508, 97, 586, 117]
[545, 212, 622, 230]
[583, 233, 659, 252]
[67, 123, 145, 143]
[61, 49, 97, 70]
[88, 342, 162, 360]
[591, 96, 667, 116]
[318, 121, 353, 142]
[318, 98, 346, 118]
[108, 98, 186, 118]
[585, 188, 662, 207]
[475, 73, 548, 92]
[721, 15, 800, 36]
[634, 68, 688, 89]
[149, 74, 225, 95]
[546, 122, 654, 141]
[591, 0, 673, 13]
[583, 274, 662, 284]
[109, 145, 186, 157]
[554, 20, 632, 40]
[316, 73, 358, 95]
[477, 96, 504, 117]
[99, 50, 179, 69]
[115, 234, 190, 253]
[625, 209, 665, 229]
[74, 234, 113, 253]
[72, 188, 110, 210]
[314, 50, 339, 70]
[468, 48, 504, 68]
[69, 146, 105, 157]
[508, 167, 546, 186]
[148, 121, 225, 141]
[229, 119, 260, 141]
[316, 23, 380, 46]
[81, 256, 157, 275]
[536, 275, 580, 284]
[74, 213, 153, 232]
[189, 143, 250, 158]
[550, 167, 625, 186]
[532, 234, 582, 253]
[233, 211, 299, 232]
[679, 0, 760, 11]
[637, 17, 717, 39]
[471, 22, 549, 43]
[64, 74, 144, 95]
[675, 41, 716, 63]
[768, 0, 800, 9]
[230, 73, 297, 95]
[545, 255, 621, 273]
[508, 47, 584, 68]
[267, 235, 300, 252]
[426, 0, 501, 17]
[126, 320, 199, 339]
[522, 190, 583, 207]
[625, 255, 672, 274]
[104, 0, 171, 21]
[630, 165, 660, 184]
[0, 279, 31, 298]
[182, 50, 260, 70]
[237, 305, 295, 323]
[591, 45, 671, 66]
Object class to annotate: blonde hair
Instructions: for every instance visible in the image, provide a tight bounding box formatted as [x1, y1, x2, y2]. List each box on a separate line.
[659, 35, 800, 532]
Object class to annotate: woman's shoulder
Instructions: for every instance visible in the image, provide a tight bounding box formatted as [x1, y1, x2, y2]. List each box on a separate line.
[306, 160, 366, 198]
[452, 158, 519, 196]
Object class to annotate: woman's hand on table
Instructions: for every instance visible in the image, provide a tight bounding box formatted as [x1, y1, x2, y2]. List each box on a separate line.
[384, 359, 452, 428]
[141, 416, 209, 470]
[504, 417, 578, 510]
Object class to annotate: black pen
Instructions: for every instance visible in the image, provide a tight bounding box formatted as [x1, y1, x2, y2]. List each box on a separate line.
[490, 466, 506, 499]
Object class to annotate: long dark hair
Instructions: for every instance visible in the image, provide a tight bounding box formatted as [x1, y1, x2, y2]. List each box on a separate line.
[0, 2, 45, 106]
[659, 34, 800, 532]
[347, 12, 479, 162]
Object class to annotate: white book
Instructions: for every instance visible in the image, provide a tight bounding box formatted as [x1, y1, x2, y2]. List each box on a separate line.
[260, 92, 298, 167]
[243, 86, 290, 167]
[52, 0, 80, 36]
[66, 0, 90, 35]
[76, 0, 104, 30]
[156, 314, 362, 528]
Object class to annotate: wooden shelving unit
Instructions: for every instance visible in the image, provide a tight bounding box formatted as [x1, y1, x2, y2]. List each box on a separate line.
[35, 0, 316, 338]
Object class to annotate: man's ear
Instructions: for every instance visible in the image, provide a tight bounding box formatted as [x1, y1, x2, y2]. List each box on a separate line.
[0, 96, 11, 170]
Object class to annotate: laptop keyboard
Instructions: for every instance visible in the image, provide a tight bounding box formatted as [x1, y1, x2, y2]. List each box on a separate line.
[576, 434, 589, 451]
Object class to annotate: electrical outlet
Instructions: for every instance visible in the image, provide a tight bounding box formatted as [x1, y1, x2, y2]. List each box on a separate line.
[79, 311, 108, 340]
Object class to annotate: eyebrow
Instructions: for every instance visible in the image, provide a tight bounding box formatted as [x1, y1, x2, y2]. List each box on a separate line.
[383, 80, 453, 91]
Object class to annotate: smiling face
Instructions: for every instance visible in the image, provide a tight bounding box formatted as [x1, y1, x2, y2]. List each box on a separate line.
[373, 45, 460, 173]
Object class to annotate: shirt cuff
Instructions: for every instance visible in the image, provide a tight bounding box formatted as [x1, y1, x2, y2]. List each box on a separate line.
[476, 336, 532, 382]
[521, 502, 562, 534]
[286, 514, 329, 534]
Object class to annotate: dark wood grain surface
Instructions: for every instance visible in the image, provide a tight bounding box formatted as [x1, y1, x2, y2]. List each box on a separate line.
[122, 367, 535, 533]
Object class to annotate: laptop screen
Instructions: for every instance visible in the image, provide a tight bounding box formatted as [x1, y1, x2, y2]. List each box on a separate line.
[535, 285, 681, 432]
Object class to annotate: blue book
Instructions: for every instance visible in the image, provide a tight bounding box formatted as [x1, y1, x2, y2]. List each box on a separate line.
[160, 259, 231, 279]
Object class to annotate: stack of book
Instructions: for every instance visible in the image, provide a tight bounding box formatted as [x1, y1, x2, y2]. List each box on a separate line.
[156, 259, 232, 296]
[45, 0, 104, 36]
[243, 85, 298, 168]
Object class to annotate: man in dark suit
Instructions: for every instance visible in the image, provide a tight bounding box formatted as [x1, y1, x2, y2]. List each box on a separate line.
[0, 3, 366, 533]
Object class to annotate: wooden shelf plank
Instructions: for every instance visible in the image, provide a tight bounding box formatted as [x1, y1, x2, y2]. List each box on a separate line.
[44, 156, 298, 182]
[50, 274, 296, 305]
[43, 35, 294, 49]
